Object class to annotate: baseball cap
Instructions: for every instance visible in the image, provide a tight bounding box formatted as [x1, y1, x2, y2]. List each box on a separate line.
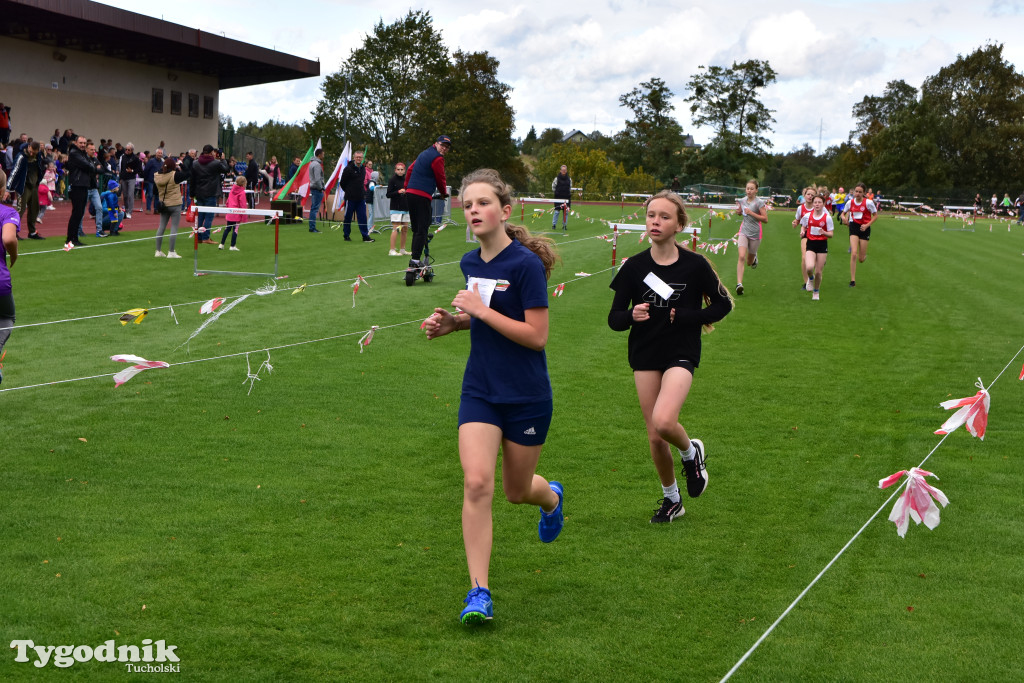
[436, 135, 453, 147]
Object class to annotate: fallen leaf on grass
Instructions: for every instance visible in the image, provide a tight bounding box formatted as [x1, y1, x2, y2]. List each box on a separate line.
[919, 573, 926, 579]
[78, 438, 87, 442]
[256, 485, 261, 489]
[224, 415, 230, 420]
[907, 606, 913, 612]
[853, 454, 860, 458]
[142, 605, 146, 610]
[43, 560, 48, 564]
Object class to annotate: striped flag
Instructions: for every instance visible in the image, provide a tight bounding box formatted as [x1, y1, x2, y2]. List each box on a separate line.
[326, 141, 352, 214]
[273, 138, 321, 202]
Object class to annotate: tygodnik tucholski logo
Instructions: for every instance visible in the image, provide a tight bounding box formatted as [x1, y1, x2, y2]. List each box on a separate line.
[10, 639, 180, 671]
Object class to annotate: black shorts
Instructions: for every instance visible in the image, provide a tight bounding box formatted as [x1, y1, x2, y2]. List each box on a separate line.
[633, 359, 696, 375]
[806, 239, 828, 254]
[849, 223, 871, 240]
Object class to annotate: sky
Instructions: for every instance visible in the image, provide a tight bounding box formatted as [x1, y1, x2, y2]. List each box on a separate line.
[102, 0, 1024, 154]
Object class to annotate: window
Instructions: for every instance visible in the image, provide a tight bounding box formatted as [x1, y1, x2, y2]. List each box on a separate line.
[151, 88, 163, 113]
[170, 91, 181, 116]
[203, 96, 214, 120]
[188, 93, 199, 118]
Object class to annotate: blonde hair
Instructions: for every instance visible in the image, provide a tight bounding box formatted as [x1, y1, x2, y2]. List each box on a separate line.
[644, 190, 689, 229]
[459, 168, 558, 279]
[643, 191, 732, 332]
[234, 175, 247, 186]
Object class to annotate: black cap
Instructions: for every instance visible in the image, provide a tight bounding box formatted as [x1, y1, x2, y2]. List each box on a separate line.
[436, 135, 452, 147]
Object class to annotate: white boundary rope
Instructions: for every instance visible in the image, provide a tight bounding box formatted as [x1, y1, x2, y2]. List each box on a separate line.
[11, 233, 606, 331]
[719, 341, 1024, 682]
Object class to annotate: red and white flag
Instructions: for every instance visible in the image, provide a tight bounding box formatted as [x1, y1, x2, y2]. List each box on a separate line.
[879, 467, 949, 538]
[326, 140, 351, 214]
[935, 384, 990, 439]
[111, 354, 169, 387]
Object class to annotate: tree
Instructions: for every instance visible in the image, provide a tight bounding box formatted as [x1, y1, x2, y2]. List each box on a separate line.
[309, 10, 448, 161]
[531, 142, 656, 198]
[850, 79, 917, 142]
[407, 50, 526, 189]
[236, 119, 310, 166]
[535, 128, 565, 153]
[685, 60, 777, 165]
[614, 77, 685, 182]
[920, 43, 1024, 191]
[521, 126, 538, 155]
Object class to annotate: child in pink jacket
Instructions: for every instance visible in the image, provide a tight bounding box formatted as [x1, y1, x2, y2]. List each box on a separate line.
[221, 175, 246, 250]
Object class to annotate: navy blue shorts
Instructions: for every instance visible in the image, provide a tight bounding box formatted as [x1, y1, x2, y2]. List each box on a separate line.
[458, 395, 553, 446]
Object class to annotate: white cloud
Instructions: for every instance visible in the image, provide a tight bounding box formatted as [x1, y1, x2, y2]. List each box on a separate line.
[97, 0, 1024, 153]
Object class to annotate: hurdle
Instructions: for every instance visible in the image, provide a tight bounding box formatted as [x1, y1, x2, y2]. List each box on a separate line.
[942, 205, 977, 232]
[191, 205, 283, 277]
[518, 197, 568, 223]
[705, 203, 740, 242]
[608, 223, 700, 266]
[620, 193, 652, 219]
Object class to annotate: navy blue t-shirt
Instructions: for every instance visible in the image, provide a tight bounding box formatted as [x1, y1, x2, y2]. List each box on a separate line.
[460, 239, 552, 403]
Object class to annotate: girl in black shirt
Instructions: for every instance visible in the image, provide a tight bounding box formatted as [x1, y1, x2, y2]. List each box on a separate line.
[609, 190, 732, 523]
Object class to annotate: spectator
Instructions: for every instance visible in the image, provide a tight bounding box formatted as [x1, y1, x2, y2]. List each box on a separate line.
[0, 103, 9, 146]
[143, 148, 164, 213]
[59, 129, 75, 155]
[117, 143, 142, 218]
[50, 129, 60, 151]
[190, 144, 228, 243]
[153, 156, 188, 258]
[100, 179, 124, 235]
[339, 150, 372, 242]
[550, 164, 571, 232]
[286, 157, 300, 184]
[181, 149, 196, 213]
[386, 161, 410, 256]
[222, 175, 246, 250]
[244, 152, 260, 209]
[82, 142, 106, 239]
[404, 135, 451, 267]
[307, 147, 325, 233]
[6, 141, 45, 240]
[65, 135, 99, 245]
[261, 156, 280, 194]
[363, 160, 375, 228]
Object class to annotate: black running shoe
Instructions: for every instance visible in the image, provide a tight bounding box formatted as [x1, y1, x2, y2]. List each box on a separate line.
[650, 497, 684, 523]
[682, 439, 708, 498]
[849, 280, 856, 287]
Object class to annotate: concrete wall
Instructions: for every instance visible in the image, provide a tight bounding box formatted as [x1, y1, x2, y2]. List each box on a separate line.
[0, 36, 219, 155]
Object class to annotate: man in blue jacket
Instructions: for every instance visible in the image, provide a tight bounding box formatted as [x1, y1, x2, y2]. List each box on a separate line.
[404, 135, 450, 267]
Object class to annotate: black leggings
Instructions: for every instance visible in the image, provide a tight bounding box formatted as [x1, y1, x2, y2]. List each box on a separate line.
[0, 293, 14, 353]
[407, 193, 432, 260]
[221, 221, 238, 246]
[67, 186, 88, 243]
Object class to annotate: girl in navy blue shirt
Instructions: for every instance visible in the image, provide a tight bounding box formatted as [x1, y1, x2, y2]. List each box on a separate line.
[609, 191, 732, 524]
[423, 168, 563, 625]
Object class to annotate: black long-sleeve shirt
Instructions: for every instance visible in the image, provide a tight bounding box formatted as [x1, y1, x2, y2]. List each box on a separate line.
[609, 244, 732, 370]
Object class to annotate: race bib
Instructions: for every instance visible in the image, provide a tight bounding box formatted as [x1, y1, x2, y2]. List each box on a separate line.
[852, 211, 863, 220]
[643, 272, 674, 301]
[466, 277, 497, 307]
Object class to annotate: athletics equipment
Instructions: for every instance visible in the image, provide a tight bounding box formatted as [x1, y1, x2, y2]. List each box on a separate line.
[606, 223, 700, 265]
[517, 197, 567, 225]
[620, 192, 652, 220]
[190, 205, 283, 277]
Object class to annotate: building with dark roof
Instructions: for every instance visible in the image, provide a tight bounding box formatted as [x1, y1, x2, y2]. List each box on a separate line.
[0, 0, 320, 154]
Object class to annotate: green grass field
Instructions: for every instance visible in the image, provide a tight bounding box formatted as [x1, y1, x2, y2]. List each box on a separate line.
[2, 204, 1022, 680]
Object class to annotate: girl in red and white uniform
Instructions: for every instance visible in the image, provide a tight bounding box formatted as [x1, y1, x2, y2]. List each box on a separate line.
[792, 186, 816, 290]
[799, 194, 834, 300]
[842, 183, 877, 287]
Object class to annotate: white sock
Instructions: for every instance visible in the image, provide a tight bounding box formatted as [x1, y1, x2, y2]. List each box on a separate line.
[680, 443, 696, 461]
[662, 481, 680, 503]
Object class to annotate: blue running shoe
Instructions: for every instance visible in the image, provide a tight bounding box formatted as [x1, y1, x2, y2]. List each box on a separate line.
[460, 585, 493, 625]
[538, 481, 564, 543]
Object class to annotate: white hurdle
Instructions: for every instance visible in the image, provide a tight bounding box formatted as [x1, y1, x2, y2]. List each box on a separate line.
[607, 223, 700, 266]
[517, 197, 569, 223]
[942, 205, 977, 232]
[191, 205, 284, 277]
[620, 192, 652, 219]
